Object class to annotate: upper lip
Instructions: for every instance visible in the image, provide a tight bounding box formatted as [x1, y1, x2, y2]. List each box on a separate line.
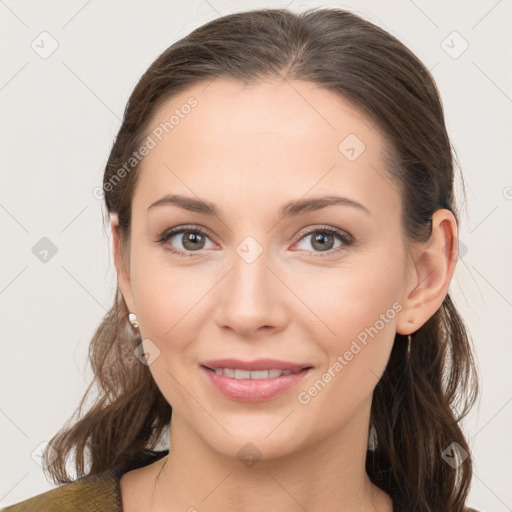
[200, 358, 312, 371]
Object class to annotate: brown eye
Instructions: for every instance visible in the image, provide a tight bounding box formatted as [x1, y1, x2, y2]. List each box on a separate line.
[294, 226, 354, 257]
[157, 226, 214, 257]
[179, 231, 207, 251]
[310, 231, 336, 251]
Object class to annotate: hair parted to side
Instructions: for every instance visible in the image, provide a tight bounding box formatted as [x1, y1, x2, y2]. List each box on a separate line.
[42, 8, 479, 512]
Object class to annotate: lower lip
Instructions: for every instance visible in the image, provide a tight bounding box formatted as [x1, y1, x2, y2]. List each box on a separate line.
[200, 366, 312, 403]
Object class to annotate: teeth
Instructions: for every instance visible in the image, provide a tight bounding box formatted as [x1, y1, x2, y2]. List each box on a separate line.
[212, 368, 300, 379]
[235, 369, 251, 379]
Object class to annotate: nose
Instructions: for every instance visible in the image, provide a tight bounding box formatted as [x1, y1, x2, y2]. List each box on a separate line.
[212, 242, 287, 338]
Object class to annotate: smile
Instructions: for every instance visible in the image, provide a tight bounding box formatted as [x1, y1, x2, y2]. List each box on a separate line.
[204, 367, 305, 379]
[200, 365, 312, 402]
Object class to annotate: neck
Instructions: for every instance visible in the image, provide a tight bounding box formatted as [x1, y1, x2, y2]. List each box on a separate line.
[149, 405, 393, 512]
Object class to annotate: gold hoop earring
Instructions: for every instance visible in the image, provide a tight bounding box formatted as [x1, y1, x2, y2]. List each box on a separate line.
[129, 313, 139, 329]
[407, 333, 412, 358]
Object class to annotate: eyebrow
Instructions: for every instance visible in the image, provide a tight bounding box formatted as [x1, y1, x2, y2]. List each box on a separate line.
[147, 194, 371, 218]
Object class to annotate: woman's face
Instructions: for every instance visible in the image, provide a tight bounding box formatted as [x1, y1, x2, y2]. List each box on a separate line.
[114, 78, 417, 460]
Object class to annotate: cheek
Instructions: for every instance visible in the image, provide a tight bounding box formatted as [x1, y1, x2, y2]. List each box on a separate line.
[129, 248, 217, 351]
[293, 278, 399, 433]
[306, 259, 403, 344]
[299, 255, 403, 395]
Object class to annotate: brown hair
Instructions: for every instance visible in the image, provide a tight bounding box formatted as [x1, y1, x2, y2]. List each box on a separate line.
[43, 8, 479, 512]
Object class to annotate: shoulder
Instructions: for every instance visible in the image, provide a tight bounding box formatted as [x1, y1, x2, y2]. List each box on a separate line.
[0, 469, 120, 512]
[0, 449, 169, 512]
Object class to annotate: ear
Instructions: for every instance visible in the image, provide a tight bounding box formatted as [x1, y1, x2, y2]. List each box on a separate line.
[395, 208, 459, 335]
[110, 213, 136, 315]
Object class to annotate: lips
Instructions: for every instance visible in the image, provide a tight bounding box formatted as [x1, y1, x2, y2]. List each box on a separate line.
[198, 358, 313, 402]
[200, 365, 312, 402]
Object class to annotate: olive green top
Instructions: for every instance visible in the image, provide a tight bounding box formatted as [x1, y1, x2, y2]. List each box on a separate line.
[0, 450, 167, 512]
[1, 449, 483, 512]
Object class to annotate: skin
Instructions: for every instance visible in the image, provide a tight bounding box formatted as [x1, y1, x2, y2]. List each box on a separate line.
[111, 78, 458, 512]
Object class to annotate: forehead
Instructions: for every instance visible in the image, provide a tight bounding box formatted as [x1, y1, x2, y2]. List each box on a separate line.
[133, 78, 400, 221]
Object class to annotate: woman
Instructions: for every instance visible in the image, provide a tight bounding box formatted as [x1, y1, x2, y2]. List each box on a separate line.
[2, 7, 481, 512]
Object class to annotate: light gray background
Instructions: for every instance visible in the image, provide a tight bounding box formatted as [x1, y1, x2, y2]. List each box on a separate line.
[1, 0, 511, 510]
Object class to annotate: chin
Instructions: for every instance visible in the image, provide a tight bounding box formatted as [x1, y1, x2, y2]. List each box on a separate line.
[199, 425, 308, 465]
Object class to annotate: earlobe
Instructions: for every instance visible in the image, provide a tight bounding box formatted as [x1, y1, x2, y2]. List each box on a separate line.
[110, 213, 136, 314]
[396, 209, 458, 335]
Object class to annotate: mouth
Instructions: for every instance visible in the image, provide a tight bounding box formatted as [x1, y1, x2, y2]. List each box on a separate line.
[200, 358, 313, 377]
[199, 358, 313, 402]
[201, 366, 310, 379]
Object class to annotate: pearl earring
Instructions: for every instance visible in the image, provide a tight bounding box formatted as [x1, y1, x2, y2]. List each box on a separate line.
[129, 313, 139, 328]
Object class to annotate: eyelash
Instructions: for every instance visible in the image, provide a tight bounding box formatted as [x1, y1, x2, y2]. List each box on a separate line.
[156, 224, 354, 258]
